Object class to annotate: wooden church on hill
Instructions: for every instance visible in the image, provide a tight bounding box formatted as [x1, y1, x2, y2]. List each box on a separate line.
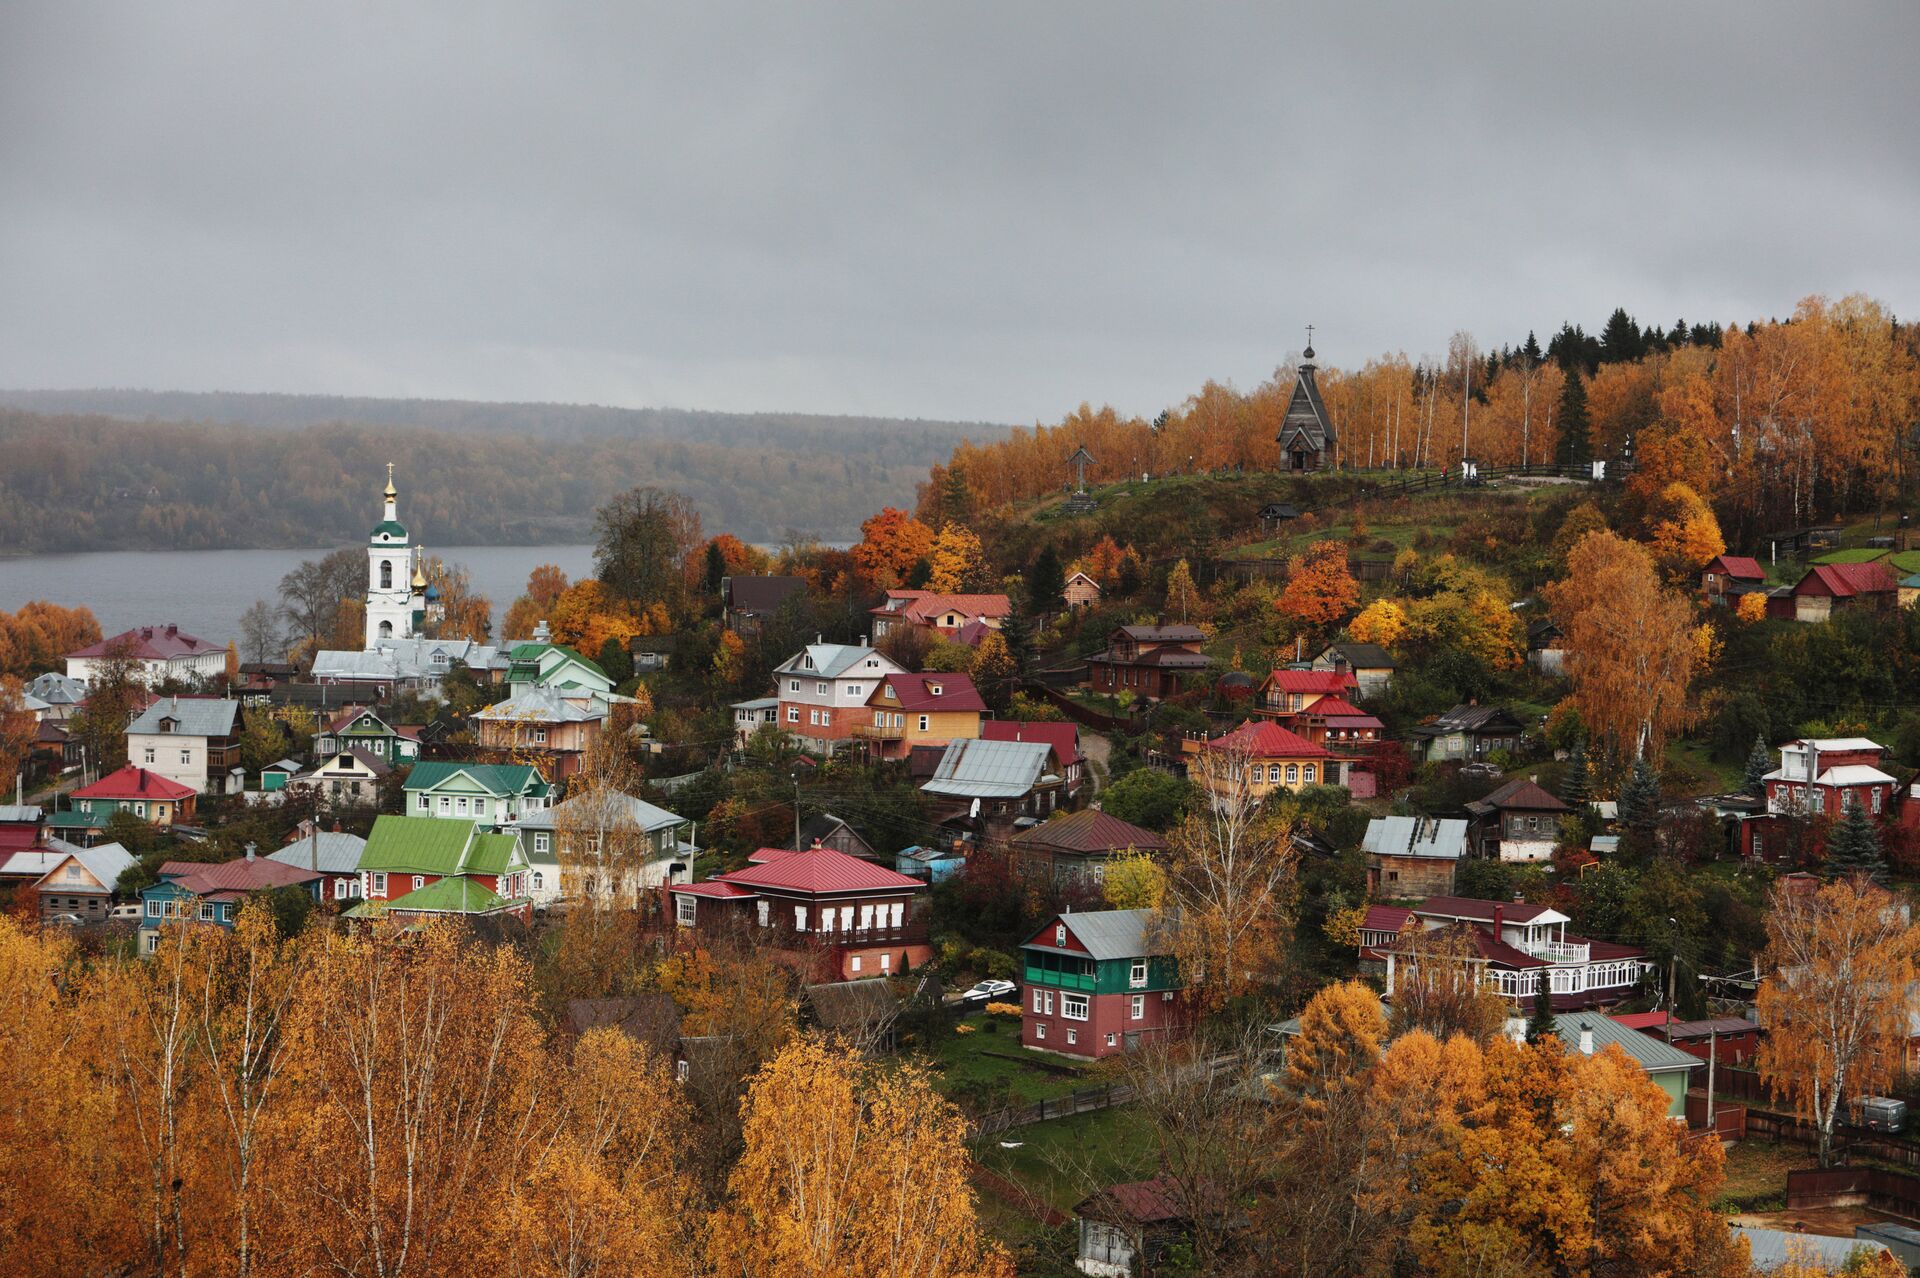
[1276, 335, 1337, 472]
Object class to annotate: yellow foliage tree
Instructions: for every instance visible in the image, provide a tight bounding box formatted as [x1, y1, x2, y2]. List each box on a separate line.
[1165, 558, 1201, 622]
[712, 1038, 1012, 1278]
[1345, 599, 1407, 649]
[1101, 846, 1166, 910]
[1735, 591, 1769, 624]
[927, 523, 989, 593]
[1647, 481, 1726, 579]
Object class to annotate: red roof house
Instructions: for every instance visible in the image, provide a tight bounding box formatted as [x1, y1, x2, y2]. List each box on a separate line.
[1791, 562, 1898, 622]
[667, 845, 931, 980]
[869, 591, 1012, 640]
[71, 766, 198, 826]
[1361, 895, 1652, 1011]
[66, 624, 225, 683]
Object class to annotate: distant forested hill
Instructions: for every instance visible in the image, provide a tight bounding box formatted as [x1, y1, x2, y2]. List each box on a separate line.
[0, 392, 1007, 551]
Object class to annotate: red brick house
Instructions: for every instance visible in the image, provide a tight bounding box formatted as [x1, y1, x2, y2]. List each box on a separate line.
[667, 845, 931, 981]
[1701, 554, 1766, 605]
[770, 640, 905, 755]
[1791, 562, 1898, 622]
[1085, 625, 1211, 700]
[1611, 1012, 1763, 1068]
[1740, 737, 1901, 863]
[1020, 909, 1187, 1059]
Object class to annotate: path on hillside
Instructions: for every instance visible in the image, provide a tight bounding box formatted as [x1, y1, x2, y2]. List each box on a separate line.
[1080, 731, 1112, 794]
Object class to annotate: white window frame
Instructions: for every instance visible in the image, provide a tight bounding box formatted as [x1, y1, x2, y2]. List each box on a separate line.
[675, 896, 697, 926]
[1062, 993, 1089, 1021]
[787, 706, 800, 723]
[411, 875, 425, 891]
[1066, 1027, 1078, 1045]
[144, 747, 156, 764]
[371, 872, 387, 895]
[1130, 958, 1148, 988]
[851, 955, 862, 972]
[1035, 1023, 1047, 1040]
[145, 899, 161, 918]
[918, 715, 930, 732]
[416, 794, 429, 811]
[1131, 995, 1145, 1021]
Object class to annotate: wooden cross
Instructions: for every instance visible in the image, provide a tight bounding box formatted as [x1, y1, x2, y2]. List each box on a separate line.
[1305, 323, 1315, 350]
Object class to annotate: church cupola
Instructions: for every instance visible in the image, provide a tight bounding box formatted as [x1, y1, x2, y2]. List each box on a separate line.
[1275, 325, 1336, 473]
[365, 463, 418, 649]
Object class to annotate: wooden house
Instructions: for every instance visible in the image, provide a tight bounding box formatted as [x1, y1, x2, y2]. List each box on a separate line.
[1063, 571, 1103, 608]
[1020, 909, 1186, 1059]
[1008, 808, 1166, 889]
[1701, 554, 1766, 605]
[858, 671, 985, 760]
[1363, 896, 1651, 1012]
[314, 707, 422, 765]
[1465, 777, 1572, 862]
[1361, 815, 1468, 898]
[721, 575, 808, 636]
[1086, 625, 1211, 700]
[1311, 643, 1396, 695]
[71, 765, 197, 827]
[1274, 344, 1336, 472]
[33, 843, 135, 924]
[1790, 561, 1898, 622]
[346, 814, 533, 922]
[1410, 703, 1525, 763]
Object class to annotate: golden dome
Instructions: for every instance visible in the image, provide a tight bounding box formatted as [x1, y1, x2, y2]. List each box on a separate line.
[384, 462, 397, 498]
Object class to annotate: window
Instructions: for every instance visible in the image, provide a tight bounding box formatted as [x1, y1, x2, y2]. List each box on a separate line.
[1266, 764, 1280, 782]
[928, 683, 942, 696]
[1035, 1023, 1047, 1040]
[438, 796, 451, 815]
[675, 1059, 690, 1083]
[847, 685, 861, 698]
[817, 682, 829, 695]
[145, 900, 161, 917]
[1066, 1028, 1078, 1045]
[1106, 1033, 1118, 1047]
[918, 715, 930, 732]
[1130, 959, 1148, 988]
[675, 896, 697, 926]
[756, 900, 770, 927]
[1032, 988, 1044, 1012]
[144, 747, 156, 764]
[1055, 923, 1067, 946]
[850, 955, 862, 973]
[135, 802, 147, 817]
[411, 875, 425, 891]
[794, 905, 808, 932]
[786, 706, 800, 723]
[880, 953, 891, 971]
[371, 873, 387, 895]
[531, 871, 543, 892]
[334, 879, 349, 900]
[199, 902, 215, 921]
[1043, 990, 1054, 1014]
[180, 749, 192, 766]
[532, 728, 547, 745]
[1285, 764, 1299, 785]
[534, 832, 550, 854]
[456, 796, 469, 815]
[1873, 788, 1884, 813]
[1131, 995, 1145, 1020]
[1303, 764, 1316, 783]
[378, 620, 393, 639]
[1062, 993, 1089, 1021]
[220, 904, 233, 922]
[416, 794, 429, 811]
[789, 680, 800, 693]
[380, 560, 393, 589]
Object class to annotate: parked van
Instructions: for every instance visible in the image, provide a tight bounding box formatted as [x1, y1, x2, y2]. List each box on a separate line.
[1853, 1096, 1908, 1133]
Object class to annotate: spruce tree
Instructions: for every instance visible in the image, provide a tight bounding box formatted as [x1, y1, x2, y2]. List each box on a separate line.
[1561, 735, 1591, 808]
[1028, 544, 1067, 614]
[1526, 968, 1557, 1044]
[1823, 803, 1889, 885]
[704, 540, 728, 594]
[1618, 757, 1661, 859]
[999, 597, 1035, 682]
[1556, 368, 1591, 466]
[1743, 733, 1773, 795]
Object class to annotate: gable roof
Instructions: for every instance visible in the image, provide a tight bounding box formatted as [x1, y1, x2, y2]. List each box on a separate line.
[158, 857, 321, 895]
[1707, 554, 1765, 580]
[518, 790, 688, 836]
[1552, 1013, 1699, 1074]
[1206, 720, 1327, 758]
[1320, 642, 1396, 669]
[1796, 561, 1897, 598]
[1470, 778, 1572, 814]
[1414, 895, 1564, 926]
[73, 765, 196, 803]
[872, 671, 987, 714]
[128, 696, 240, 738]
[725, 575, 807, 615]
[790, 813, 874, 854]
[266, 832, 368, 876]
[474, 684, 602, 724]
[1361, 815, 1468, 861]
[1023, 908, 1168, 961]
[878, 593, 1012, 625]
[979, 720, 1081, 766]
[921, 737, 1053, 798]
[716, 845, 924, 894]
[403, 761, 549, 798]
[1262, 668, 1355, 695]
[357, 815, 526, 877]
[1275, 360, 1335, 450]
[324, 707, 394, 735]
[35, 843, 135, 893]
[802, 978, 900, 1032]
[379, 876, 515, 914]
[1011, 808, 1167, 855]
[69, 625, 219, 661]
[25, 672, 88, 704]
[1427, 703, 1525, 733]
[774, 643, 902, 681]
[1115, 623, 1206, 643]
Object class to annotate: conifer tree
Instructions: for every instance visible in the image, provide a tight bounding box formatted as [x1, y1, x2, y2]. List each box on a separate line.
[1556, 369, 1591, 465]
[1526, 969, 1557, 1044]
[1561, 735, 1591, 809]
[1744, 733, 1773, 794]
[1618, 757, 1661, 860]
[1823, 803, 1888, 885]
[998, 597, 1034, 681]
[1027, 544, 1066, 614]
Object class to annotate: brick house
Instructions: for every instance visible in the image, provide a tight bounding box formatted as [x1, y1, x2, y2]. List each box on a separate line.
[771, 640, 905, 754]
[1085, 625, 1211, 701]
[1020, 909, 1187, 1059]
[1740, 737, 1901, 863]
[666, 845, 931, 981]
[1611, 1012, 1763, 1068]
[857, 671, 985, 760]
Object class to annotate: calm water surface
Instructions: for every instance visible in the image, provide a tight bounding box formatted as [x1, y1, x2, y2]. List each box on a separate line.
[0, 545, 598, 643]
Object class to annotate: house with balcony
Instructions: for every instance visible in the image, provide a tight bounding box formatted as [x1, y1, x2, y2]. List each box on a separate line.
[730, 696, 781, 748]
[1361, 895, 1652, 1011]
[347, 814, 533, 923]
[1250, 667, 1357, 725]
[868, 590, 1012, 641]
[857, 671, 985, 760]
[666, 845, 931, 981]
[769, 640, 906, 754]
[1085, 625, 1211, 701]
[1020, 908, 1187, 1059]
[1739, 736, 1901, 863]
[314, 707, 421, 765]
[70, 765, 197, 827]
[1465, 777, 1572, 862]
[402, 761, 551, 828]
[472, 685, 606, 780]
[125, 696, 240, 794]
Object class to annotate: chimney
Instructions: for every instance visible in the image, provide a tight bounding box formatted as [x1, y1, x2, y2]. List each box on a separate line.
[1578, 1023, 1594, 1055]
[1492, 902, 1504, 934]
[166, 623, 178, 637]
[244, 842, 257, 863]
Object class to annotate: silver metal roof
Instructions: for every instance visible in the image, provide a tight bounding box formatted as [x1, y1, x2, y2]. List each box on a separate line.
[128, 696, 239, 738]
[1361, 815, 1468, 860]
[920, 738, 1051, 798]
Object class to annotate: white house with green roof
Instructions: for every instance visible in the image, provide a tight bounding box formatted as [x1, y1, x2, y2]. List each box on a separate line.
[402, 761, 551, 828]
[315, 708, 422, 764]
[348, 814, 532, 921]
[516, 790, 698, 904]
[505, 634, 615, 697]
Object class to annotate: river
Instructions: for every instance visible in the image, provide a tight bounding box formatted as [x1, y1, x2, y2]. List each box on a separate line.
[0, 545, 599, 645]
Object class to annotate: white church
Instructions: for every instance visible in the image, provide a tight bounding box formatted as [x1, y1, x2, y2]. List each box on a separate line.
[310, 466, 503, 689]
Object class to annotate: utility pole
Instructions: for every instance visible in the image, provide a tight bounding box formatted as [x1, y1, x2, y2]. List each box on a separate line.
[794, 780, 802, 851]
[1707, 1024, 1718, 1129]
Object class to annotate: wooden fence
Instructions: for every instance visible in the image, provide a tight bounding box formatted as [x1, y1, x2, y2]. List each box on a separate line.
[1020, 680, 1139, 735]
[972, 1082, 1137, 1138]
[1788, 1166, 1920, 1219]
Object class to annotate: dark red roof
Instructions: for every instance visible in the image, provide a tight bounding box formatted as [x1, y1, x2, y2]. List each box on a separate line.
[1708, 555, 1765, 580]
[73, 765, 196, 802]
[668, 881, 757, 899]
[1093, 1176, 1195, 1225]
[716, 845, 924, 895]
[1360, 905, 1412, 933]
[68, 624, 219, 661]
[1797, 562, 1897, 598]
[1308, 697, 1367, 717]
[1473, 778, 1571, 813]
[162, 858, 320, 894]
[981, 720, 1082, 767]
[1010, 808, 1167, 854]
[1206, 720, 1326, 758]
[875, 672, 987, 714]
[1413, 895, 1558, 925]
[0, 828, 39, 854]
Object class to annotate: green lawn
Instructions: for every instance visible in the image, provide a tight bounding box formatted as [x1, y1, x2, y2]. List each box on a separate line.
[926, 1012, 1108, 1108]
[975, 1104, 1159, 1213]
[1665, 738, 1743, 796]
[1718, 1138, 1801, 1210]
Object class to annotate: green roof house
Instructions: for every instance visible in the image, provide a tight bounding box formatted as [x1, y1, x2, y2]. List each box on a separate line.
[505, 639, 614, 696]
[348, 814, 531, 921]
[402, 761, 551, 829]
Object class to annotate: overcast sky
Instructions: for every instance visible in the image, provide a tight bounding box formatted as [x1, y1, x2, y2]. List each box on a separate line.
[2, 3, 1915, 425]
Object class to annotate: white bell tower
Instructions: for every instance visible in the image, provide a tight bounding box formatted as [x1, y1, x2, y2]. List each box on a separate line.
[365, 463, 419, 648]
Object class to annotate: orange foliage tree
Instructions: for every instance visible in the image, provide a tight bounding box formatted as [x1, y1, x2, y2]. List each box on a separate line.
[851, 508, 936, 589]
[1646, 481, 1726, 580]
[1277, 540, 1358, 642]
[547, 579, 640, 655]
[926, 523, 989, 593]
